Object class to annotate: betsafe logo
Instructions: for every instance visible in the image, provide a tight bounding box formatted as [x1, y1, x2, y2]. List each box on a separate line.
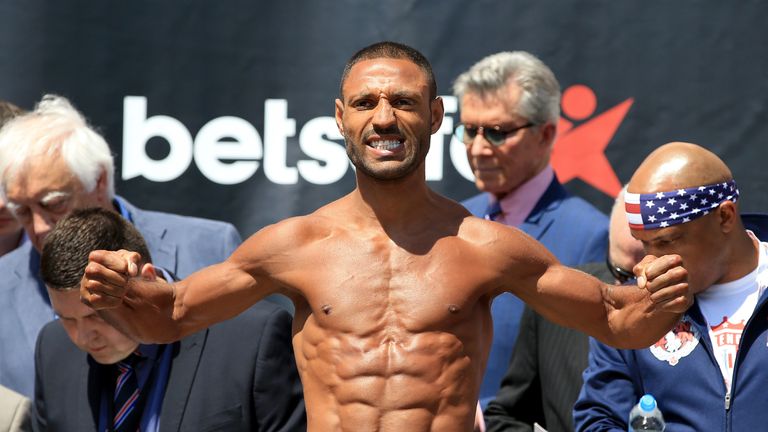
[122, 85, 631, 197]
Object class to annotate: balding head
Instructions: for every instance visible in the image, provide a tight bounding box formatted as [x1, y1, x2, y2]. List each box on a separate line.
[628, 142, 733, 194]
[627, 142, 755, 294]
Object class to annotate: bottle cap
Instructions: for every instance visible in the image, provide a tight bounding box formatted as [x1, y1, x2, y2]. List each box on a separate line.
[639, 394, 657, 412]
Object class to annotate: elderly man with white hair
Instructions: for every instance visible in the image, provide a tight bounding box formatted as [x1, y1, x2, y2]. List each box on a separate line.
[0, 95, 242, 397]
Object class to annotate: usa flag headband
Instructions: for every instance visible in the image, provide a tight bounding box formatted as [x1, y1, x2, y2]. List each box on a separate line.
[625, 179, 739, 230]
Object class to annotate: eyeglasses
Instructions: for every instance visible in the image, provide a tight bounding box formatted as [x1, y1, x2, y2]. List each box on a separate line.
[454, 122, 536, 147]
[606, 254, 636, 285]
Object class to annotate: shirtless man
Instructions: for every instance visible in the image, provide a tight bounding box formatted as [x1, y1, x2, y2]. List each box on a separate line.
[82, 42, 691, 432]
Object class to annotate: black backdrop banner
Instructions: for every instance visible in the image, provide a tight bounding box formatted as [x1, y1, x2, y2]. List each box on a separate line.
[1, 1, 766, 237]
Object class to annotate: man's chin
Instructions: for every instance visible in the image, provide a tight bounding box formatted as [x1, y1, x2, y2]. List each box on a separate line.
[476, 182, 507, 196]
[89, 350, 123, 365]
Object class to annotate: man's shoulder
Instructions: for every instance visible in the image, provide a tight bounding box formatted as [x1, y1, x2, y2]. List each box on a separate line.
[0, 242, 36, 288]
[459, 192, 489, 217]
[0, 384, 28, 406]
[0, 241, 33, 269]
[254, 211, 343, 247]
[455, 215, 530, 251]
[38, 320, 67, 344]
[36, 320, 83, 361]
[558, 193, 609, 221]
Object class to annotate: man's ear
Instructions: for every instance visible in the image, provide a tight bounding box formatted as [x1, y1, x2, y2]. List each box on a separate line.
[139, 263, 158, 281]
[718, 200, 738, 234]
[335, 98, 345, 135]
[95, 169, 110, 204]
[430, 97, 445, 134]
[539, 122, 557, 148]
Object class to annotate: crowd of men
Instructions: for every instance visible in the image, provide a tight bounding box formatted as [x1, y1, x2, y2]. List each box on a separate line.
[1, 41, 763, 432]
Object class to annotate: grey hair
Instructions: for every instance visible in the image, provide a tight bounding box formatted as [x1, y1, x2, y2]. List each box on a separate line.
[453, 51, 561, 125]
[0, 94, 115, 201]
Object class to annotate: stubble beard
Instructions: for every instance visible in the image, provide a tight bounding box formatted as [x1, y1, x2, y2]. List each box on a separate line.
[345, 132, 429, 181]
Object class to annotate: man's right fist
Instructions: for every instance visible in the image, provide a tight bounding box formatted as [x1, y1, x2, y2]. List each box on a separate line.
[80, 249, 142, 310]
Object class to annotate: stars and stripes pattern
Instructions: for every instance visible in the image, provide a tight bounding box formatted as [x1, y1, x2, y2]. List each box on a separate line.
[625, 179, 739, 230]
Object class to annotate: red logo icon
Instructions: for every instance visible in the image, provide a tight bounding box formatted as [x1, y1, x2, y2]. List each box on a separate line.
[551, 85, 633, 198]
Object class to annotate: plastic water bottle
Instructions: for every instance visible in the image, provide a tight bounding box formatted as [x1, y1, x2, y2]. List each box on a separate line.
[628, 394, 666, 431]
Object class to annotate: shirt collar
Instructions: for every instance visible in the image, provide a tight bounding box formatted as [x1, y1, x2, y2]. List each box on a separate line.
[494, 165, 554, 227]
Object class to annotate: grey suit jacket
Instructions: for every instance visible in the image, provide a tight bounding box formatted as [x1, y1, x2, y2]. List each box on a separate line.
[0, 197, 242, 397]
[32, 303, 306, 432]
[0, 385, 31, 432]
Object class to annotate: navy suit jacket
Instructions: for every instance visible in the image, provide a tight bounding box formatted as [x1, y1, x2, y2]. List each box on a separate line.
[462, 177, 609, 407]
[32, 302, 306, 432]
[0, 197, 242, 397]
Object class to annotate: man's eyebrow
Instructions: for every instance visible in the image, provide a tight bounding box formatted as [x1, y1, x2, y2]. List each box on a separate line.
[346, 90, 375, 102]
[390, 90, 421, 99]
[346, 90, 422, 103]
[652, 232, 681, 243]
[40, 191, 71, 205]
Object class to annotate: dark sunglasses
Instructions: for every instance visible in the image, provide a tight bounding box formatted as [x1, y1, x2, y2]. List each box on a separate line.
[454, 122, 535, 147]
[606, 255, 636, 284]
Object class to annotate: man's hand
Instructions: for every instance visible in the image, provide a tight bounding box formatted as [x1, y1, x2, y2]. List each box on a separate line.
[80, 249, 142, 310]
[633, 254, 691, 313]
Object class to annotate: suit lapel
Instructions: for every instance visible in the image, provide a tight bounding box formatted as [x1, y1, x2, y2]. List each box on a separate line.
[519, 178, 567, 240]
[120, 198, 178, 275]
[159, 331, 207, 432]
[81, 358, 103, 431]
[143, 228, 177, 276]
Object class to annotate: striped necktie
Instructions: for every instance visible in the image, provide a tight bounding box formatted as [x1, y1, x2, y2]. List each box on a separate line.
[113, 353, 143, 432]
[484, 200, 502, 222]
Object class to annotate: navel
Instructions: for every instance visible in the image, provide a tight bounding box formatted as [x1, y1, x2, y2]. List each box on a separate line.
[321, 304, 333, 315]
[448, 304, 460, 314]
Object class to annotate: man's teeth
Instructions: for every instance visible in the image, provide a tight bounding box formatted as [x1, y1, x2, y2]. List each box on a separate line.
[370, 140, 401, 150]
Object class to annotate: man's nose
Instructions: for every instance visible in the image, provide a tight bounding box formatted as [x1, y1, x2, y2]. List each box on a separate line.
[75, 321, 96, 346]
[372, 100, 396, 130]
[468, 133, 494, 157]
[31, 211, 55, 236]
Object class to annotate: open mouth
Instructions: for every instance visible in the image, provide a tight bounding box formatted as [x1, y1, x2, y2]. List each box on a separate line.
[368, 139, 404, 154]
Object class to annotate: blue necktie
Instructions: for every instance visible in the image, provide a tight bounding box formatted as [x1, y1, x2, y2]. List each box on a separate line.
[113, 353, 143, 432]
[484, 200, 502, 221]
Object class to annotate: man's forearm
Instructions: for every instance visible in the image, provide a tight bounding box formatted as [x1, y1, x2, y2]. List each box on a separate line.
[603, 285, 683, 349]
[98, 277, 183, 344]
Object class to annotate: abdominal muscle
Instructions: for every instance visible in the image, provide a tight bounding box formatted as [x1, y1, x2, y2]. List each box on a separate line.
[294, 317, 480, 432]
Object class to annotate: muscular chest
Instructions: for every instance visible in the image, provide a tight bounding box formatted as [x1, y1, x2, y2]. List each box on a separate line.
[284, 233, 497, 334]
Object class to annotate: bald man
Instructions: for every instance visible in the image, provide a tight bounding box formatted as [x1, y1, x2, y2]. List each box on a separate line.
[81, 42, 691, 432]
[574, 142, 768, 431]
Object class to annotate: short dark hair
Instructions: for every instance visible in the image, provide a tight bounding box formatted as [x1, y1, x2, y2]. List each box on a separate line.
[41, 208, 152, 290]
[0, 100, 24, 129]
[339, 41, 437, 100]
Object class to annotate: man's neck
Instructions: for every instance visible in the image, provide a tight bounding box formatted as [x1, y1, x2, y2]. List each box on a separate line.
[718, 230, 761, 285]
[491, 165, 554, 226]
[353, 169, 437, 229]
